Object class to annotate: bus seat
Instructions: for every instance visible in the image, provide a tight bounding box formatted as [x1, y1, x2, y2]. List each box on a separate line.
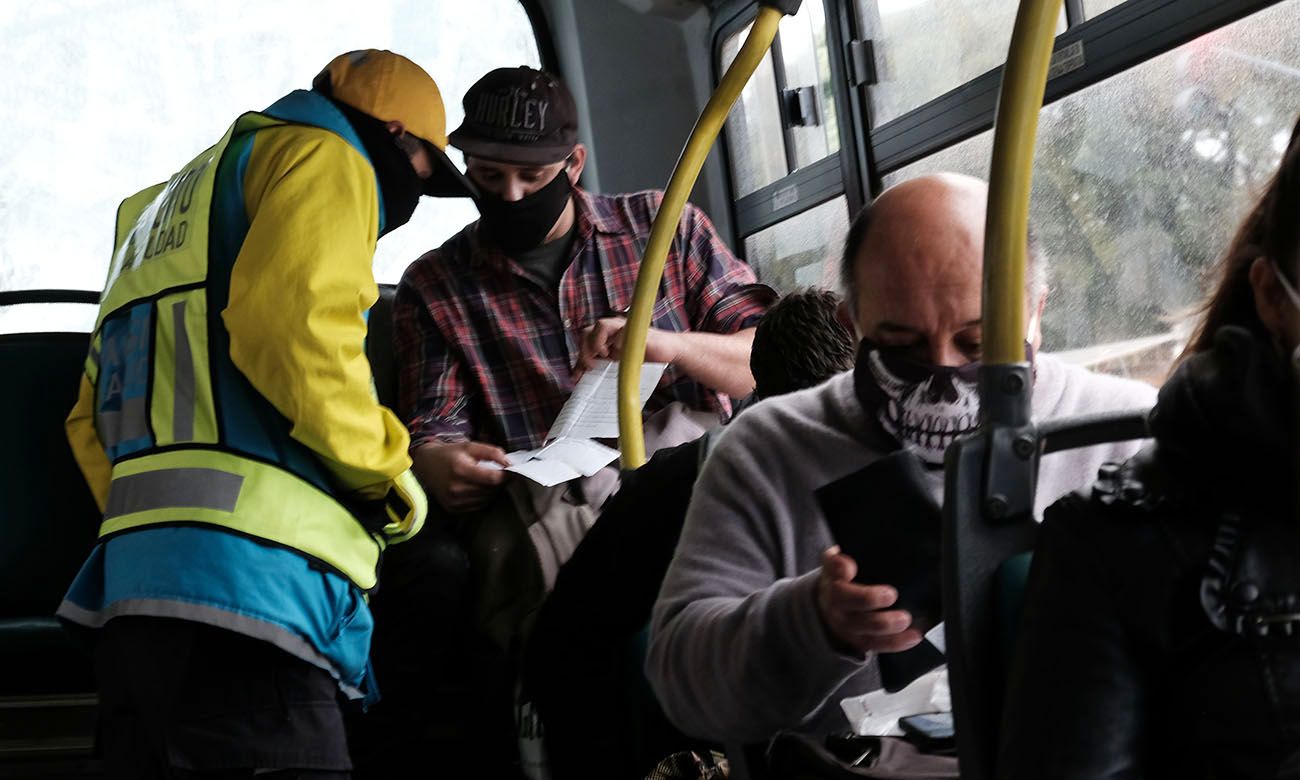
[0, 329, 100, 696]
[367, 284, 400, 413]
[943, 410, 1149, 780]
[996, 552, 1034, 669]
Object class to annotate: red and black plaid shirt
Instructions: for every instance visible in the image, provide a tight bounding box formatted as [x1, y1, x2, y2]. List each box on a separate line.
[394, 188, 773, 453]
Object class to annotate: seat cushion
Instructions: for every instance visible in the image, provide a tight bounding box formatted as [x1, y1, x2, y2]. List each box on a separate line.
[0, 617, 94, 696]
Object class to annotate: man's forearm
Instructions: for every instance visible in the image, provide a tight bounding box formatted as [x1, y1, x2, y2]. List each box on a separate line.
[671, 327, 756, 398]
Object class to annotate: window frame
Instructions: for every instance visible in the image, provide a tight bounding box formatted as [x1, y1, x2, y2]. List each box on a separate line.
[711, 0, 867, 245]
[519, 0, 562, 76]
[709, 0, 1288, 256]
[866, 0, 1288, 177]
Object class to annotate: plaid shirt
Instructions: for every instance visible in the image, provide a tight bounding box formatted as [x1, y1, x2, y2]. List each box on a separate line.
[394, 188, 773, 453]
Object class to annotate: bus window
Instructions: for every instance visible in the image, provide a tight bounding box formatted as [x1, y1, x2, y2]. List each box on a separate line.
[1, 0, 541, 334]
[881, 1, 1300, 385]
[858, 0, 1065, 128]
[1085, 0, 1130, 19]
[778, 1, 842, 169]
[744, 195, 851, 291]
[720, 30, 787, 198]
[717, 0, 855, 295]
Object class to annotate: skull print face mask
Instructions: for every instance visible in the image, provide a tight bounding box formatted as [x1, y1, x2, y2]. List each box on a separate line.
[853, 339, 1035, 465]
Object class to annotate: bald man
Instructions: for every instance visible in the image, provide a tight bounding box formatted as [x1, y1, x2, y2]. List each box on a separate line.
[645, 174, 1157, 760]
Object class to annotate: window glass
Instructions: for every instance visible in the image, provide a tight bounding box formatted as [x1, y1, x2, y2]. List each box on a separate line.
[778, 0, 842, 169]
[883, 1, 1300, 385]
[1084, 0, 1130, 20]
[743, 196, 851, 292]
[0, 0, 540, 333]
[721, 25, 788, 197]
[859, 0, 1065, 127]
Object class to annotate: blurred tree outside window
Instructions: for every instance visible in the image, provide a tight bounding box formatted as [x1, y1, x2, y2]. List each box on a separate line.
[883, 1, 1300, 383]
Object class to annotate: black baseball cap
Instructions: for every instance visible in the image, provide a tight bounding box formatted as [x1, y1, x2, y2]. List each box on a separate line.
[448, 66, 579, 166]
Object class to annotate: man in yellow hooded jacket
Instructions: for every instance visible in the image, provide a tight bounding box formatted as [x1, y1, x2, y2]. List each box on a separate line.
[58, 50, 472, 778]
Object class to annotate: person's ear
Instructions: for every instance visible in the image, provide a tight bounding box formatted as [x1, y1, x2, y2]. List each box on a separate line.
[1028, 292, 1047, 351]
[1250, 256, 1294, 344]
[565, 144, 587, 185]
[835, 301, 861, 342]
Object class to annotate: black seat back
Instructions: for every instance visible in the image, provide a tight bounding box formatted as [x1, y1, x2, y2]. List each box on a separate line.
[942, 409, 1151, 780]
[0, 294, 102, 618]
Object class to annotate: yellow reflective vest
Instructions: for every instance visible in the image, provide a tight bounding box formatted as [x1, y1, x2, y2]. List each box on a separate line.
[66, 90, 425, 592]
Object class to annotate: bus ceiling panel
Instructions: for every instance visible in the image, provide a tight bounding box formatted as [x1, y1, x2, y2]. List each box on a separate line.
[870, 0, 1286, 176]
[733, 153, 845, 237]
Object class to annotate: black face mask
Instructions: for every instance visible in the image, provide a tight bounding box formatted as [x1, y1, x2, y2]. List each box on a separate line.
[328, 97, 423, 237]
[370, 142, 423, 238]
[475, 165, 573, 253]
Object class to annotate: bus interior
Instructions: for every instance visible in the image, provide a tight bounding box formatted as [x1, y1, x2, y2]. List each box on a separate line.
[3, 0, 1299, 776]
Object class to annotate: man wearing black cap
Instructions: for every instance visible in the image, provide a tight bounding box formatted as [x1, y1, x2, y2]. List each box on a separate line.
[374, 65, 771, 777]
[394, 66, 773, 515]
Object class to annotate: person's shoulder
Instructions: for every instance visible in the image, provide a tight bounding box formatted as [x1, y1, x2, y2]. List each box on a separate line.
[1036, 353, 1159, 418]
[397, 225, 477, 291]
[583, 189, 661, 226]
[709, 372, 864, 465]
[252, 124, 364, 170]
[599, 189, 664, 211]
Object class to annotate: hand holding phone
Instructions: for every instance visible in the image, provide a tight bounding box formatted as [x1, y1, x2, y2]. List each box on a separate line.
[816, 450, 945, 690]
[816, 547, 924, 657]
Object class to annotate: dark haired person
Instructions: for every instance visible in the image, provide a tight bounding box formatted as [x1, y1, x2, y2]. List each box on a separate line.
[645, 174, 1157, 775]
[393, 66, 774, 516]
[377, 65, 773, 777]
[999, 118, 1300, 779]
[525, 288, 857, 780]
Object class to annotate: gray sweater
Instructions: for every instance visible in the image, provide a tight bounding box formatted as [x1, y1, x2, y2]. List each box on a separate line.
[646, 355, 1157, 746]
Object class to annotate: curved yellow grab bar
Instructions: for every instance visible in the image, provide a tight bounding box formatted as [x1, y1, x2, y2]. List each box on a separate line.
[616, 5, 785, 468]
[984, 0, 1063, 366]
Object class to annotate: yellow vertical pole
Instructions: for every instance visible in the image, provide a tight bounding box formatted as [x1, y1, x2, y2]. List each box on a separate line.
[616, 6, 785, 468]
[984, 0, 1063, 368]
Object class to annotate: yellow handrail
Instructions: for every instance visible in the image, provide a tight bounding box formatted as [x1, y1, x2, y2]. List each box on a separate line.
[984, 0, 1063, 366]
[616, 5, 785, 468]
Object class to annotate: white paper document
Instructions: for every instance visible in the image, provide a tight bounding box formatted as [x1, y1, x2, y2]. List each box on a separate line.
[549, 360, 668, 441]
[840, 668, 951, 737]
[925, 622, 946, 655]
[499, 438, 622, 488]
[477, 360, 666, 486]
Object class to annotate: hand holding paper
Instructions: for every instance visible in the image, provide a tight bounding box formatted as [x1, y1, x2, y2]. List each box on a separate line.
[478, 360, 668, 486]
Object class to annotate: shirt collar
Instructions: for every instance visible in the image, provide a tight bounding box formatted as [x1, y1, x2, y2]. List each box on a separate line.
[572, 187, 623, 236]
[467, 186, 605, 272]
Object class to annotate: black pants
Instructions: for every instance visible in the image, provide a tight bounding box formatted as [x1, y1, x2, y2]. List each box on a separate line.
[350, 520, 526, 780]
[94, 616, 351, 780]
[523, 440, 704, 779]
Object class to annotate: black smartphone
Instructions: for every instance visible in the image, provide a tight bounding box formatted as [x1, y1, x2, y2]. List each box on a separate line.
[899, 712, 955, 752]
[816, 450, 945, 691]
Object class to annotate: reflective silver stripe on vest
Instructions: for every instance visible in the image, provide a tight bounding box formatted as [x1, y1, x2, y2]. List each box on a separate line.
[99, 397, 151, 451]
[104, 468, 244, 520]
[171, 300, 195, 442]
[89, 345, 100, 370]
